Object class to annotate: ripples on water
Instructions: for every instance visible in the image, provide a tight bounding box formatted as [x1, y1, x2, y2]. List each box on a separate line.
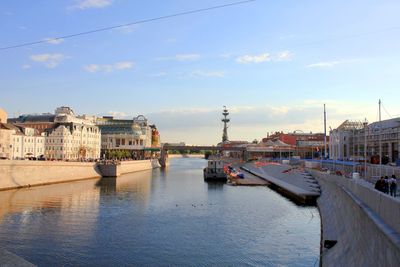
[0, 158, 320, 266]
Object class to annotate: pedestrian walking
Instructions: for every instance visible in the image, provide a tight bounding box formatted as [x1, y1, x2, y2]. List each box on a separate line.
[375, 176, 385, 192]
[384, 176, 390, 194]
[389, 175, 397, 197]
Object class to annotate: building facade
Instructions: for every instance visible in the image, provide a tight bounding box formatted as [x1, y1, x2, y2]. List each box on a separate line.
[0, 123, 45, 160]
[2, 109, 45, 159]
[45, 107, 101, 160]
[262, 131, 328, 158]
[0, 124, 13, 159]
[330, 118, 400, 164]
[12, 126, 45, 159]
[0, 108, 7, 123]
[97, 115, 160, 159]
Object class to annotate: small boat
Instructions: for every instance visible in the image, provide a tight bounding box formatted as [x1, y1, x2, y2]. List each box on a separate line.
[203, 160, 228, 182]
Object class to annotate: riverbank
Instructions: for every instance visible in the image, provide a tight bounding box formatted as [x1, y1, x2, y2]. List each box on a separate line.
[241, 162, 320, 205]
[0, 159, 160, 191]
[310, 169, 400, 267]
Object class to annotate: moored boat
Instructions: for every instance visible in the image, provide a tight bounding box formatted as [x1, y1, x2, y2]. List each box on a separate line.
[203, 160, 227, 182]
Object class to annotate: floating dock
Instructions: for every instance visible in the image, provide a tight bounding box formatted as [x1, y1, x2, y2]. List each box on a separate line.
[228, 169, 269, 186]
[242, 162, 320, 205]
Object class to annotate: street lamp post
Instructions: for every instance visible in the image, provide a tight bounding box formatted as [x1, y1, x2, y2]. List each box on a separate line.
[364, 119, 368, 180]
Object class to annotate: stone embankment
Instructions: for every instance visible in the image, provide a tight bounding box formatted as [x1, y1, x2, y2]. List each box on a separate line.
[0, 159, 161, 191]
[97, 159, 160, 177]
[242, 163, 320, 204]
[0, 160, 101, 191]
[309, 170, 400, 267]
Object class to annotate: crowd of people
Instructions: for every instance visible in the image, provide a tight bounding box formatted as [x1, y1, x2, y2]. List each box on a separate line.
[374, 175, 398, 197]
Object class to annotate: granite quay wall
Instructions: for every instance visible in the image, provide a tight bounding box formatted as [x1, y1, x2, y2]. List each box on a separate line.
[119, 159, 160, 174]
[0, 160, 102, 191]
[309, 170, 400, 267]
[97, 159, 160, 177]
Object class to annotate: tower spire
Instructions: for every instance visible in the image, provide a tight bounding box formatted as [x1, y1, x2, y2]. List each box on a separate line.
[222, 106, 230, 143]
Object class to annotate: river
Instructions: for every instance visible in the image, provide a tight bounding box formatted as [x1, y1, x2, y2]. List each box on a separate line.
[0, 158, 320, 266]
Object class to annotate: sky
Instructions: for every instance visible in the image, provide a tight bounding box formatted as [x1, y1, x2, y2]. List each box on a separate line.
[1, 0, 400, 145]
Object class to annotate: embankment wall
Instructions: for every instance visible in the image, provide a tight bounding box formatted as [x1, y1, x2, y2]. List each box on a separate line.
[119, 159, 160, 174]
[0, 160, 101, 191]
[310, 170, 400, 267]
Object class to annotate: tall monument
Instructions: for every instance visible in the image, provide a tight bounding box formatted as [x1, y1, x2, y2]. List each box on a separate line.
[222, 106, 230, 143]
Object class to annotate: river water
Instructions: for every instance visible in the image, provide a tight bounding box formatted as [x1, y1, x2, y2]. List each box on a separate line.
[0, 158, 320, 266]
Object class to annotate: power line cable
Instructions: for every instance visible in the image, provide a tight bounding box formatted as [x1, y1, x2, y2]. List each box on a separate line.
[0, 0, 256, 51]
[382, 102, 393, 119]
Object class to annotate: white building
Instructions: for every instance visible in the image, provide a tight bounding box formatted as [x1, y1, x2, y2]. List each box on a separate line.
[97, 115, 159, 159]
[0, 123, 45, 160]
[0, 124, 13, 159]
[45, 107, 101, 160]
[1, 108, 45, 160]
[12, 126, 45, 159]
[330, 118, 400, 164]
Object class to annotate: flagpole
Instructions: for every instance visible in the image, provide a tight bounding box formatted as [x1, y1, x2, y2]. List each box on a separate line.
[379, 99, 382, 177]
[324, 104, 327, 159]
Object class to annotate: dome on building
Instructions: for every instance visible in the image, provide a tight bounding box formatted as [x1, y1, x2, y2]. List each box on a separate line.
[131, 123, 143, 136]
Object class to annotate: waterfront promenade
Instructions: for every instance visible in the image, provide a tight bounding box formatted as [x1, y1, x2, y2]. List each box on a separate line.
[310, 169, 400, 267]
[242, 162, 321, 204]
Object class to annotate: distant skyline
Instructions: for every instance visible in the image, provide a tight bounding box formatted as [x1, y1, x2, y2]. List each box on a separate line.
[1, 0, 400, 144]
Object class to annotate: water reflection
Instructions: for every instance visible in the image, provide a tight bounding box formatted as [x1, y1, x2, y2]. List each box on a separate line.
[206, 181, 225, 191]
[96, 178, 117, 194]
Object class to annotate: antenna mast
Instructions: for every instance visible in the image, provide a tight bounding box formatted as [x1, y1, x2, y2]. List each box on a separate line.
[222, 106, 230, 143]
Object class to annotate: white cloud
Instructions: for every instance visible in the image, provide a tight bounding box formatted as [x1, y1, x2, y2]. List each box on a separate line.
[191, 70, 225, 78]
[114, 61, 133, 70]
[236, 53, 271, 64]
[106, 111, 127, 118]
[84, 61, 134, 73]
[156, 53, 201, 62]
[84, 64, 100, 73]
[236, 51, 293, 64]
[44, 37, 64, 45]
[21, 64, 31, 69]
[30, 53, 67, 68]
[276, 50, 293, 61]
[307, 61, 341, 68]
[70, 0, 112, 10]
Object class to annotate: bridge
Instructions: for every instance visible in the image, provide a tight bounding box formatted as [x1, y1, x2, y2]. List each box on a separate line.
[161, 145, 246, 152]
[159, 145, 246, 167]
